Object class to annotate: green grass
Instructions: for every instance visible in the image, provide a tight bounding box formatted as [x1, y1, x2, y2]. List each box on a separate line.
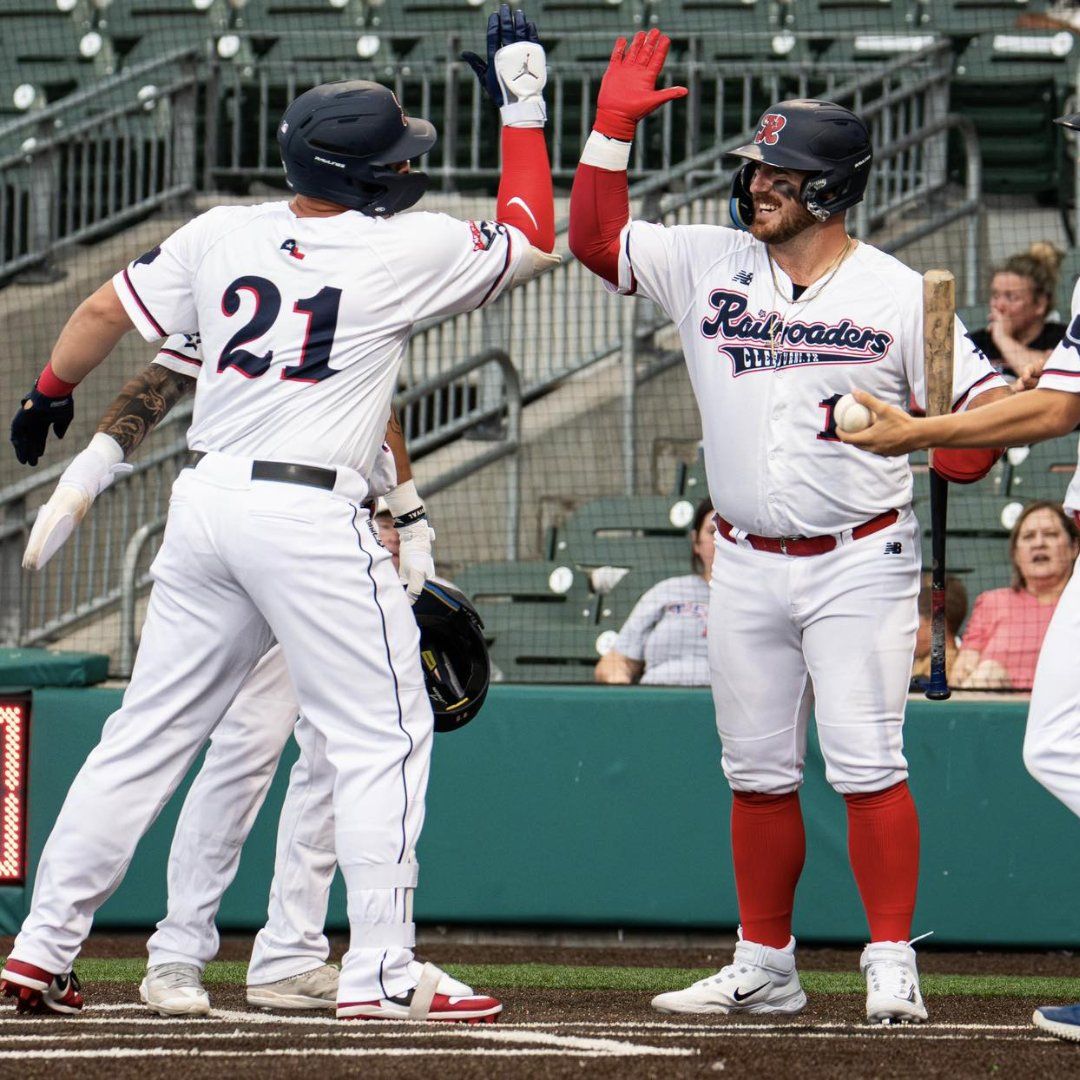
[22, 959, 1080, 1000]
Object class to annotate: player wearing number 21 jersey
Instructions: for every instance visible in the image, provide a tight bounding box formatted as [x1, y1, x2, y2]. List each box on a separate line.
[570, 30, 1008, 1025]
[3, 23, 556, 1022]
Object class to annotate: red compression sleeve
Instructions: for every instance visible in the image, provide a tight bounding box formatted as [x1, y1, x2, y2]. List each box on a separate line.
[37, 363, 77, 397]
[731, 791, 805, 949]
[497, 127, 555, 253]
[844, 780, 920, 942]
[569, 160, 628, 288]
[932, 447, 1003, 484]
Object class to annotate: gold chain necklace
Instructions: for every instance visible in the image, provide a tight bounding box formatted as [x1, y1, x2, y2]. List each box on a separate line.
[767, 237, 855, 362]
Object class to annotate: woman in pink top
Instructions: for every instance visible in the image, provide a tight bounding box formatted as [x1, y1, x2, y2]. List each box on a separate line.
[955, 501, 1080, 690]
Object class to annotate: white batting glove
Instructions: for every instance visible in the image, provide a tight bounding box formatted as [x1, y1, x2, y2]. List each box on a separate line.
[495, 41, 547, 128]
[22, 433, 132, 571]
[385, 478, 436, 603]
[397, 519, 437, 603]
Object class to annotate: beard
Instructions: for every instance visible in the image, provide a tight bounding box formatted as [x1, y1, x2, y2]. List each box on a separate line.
[748, 193, 818, 245]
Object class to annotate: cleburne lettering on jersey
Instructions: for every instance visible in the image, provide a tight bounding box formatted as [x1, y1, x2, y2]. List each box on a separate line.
[700, 289, 894, 376]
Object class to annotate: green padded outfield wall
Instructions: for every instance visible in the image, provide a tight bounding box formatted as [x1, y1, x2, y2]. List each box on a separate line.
[0, 686, 1076, 945]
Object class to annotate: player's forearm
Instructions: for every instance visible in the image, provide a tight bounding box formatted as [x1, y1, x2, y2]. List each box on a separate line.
[384, 407, 413, 484]
[96, 365, 196, 459]
[921, 388, 1080, 448]
[49, 281, 135, 385]
[568, 137, 632, 285]
[996, 337, 1052, 376]
[497, 127, 555, 252]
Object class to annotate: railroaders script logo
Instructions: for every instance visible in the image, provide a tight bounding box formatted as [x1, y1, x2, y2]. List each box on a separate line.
[700, 289, 894, 376]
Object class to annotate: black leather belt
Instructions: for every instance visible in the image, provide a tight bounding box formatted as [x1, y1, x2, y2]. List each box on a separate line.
[183, 451, 337, 491]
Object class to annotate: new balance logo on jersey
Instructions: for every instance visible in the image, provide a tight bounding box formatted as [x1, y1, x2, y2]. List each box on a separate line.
[700, 290, 894, 376]
[280, 238, 305, 260]
[884, 541, 902, 555]
[733, 270, 754, 285]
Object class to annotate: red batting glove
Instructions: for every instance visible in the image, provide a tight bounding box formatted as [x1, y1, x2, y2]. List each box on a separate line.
[594, 29, 688, 142]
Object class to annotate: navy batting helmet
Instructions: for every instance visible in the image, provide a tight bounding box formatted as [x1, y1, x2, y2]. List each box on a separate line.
[277, 81, 437, 217]
[728, 100, 872, 228]
[413, 582, 491, 733]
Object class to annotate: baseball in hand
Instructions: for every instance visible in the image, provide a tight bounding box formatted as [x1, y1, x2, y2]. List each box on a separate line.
[834, 393, 872, 434]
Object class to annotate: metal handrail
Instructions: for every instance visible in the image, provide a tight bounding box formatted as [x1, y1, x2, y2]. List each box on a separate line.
[115, 348, 522, 675]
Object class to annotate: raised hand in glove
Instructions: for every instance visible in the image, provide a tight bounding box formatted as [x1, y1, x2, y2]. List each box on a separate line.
[11, 384, 75, 465]
[461, 4, 547, 127]
[595, 28, 687, 143]
[23, 433, 133, 570]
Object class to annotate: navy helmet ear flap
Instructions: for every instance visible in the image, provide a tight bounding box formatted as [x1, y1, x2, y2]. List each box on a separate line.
[729, 161, 756, 231]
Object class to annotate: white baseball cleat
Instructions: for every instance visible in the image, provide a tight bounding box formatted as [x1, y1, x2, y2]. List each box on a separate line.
[336, 961, 502, 1023]
[651, 935, 807, 1015]
[246, 963, 340, 1009]
[139, 963, 210, 1017]
[861, 940, 928, 1024]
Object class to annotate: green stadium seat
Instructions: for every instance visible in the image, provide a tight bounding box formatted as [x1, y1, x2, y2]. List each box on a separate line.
[487, 621, 610, 683]
[674, 451, 708, 498]
[457, 559, 596, 615]
[594, 563, 696, 628]
[559, 495, 697, 572]
[793, 0, 923, 34]
[1003, 436, 1076, 502]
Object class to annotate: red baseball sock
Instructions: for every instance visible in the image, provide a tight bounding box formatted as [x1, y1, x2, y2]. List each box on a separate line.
[731, 791, 805, 949]
[844, 780, 920, 942]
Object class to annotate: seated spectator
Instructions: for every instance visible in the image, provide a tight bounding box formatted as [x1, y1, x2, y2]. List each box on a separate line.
[953, 501, 1080, 691]
[967, 243, 1066, 380]
[595, 498, 714, 687]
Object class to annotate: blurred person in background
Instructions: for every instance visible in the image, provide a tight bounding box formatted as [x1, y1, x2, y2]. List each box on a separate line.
[595, 497, 714, 686]
[910, 574, 967, 691]
[969, 243, 1066, 381]
[952, 501, 1079, 691]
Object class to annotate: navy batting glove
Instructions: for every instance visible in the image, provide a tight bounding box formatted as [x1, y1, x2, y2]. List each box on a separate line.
[461, 4, 540, 107]
[11, 384, 75, 466]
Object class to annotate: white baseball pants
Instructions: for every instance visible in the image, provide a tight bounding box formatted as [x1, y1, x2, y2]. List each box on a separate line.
[13, 453, 432, 1002]
[708, 512, 920, 794]
[145, 644, 338, 985]
[1023, 555, 1080, 817]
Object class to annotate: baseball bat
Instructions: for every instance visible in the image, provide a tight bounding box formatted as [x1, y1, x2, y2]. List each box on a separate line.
[923, 269, 954, 701]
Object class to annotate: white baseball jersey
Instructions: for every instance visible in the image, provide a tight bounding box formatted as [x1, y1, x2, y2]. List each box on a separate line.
[115, 202, 527, 479]
[1037, 278, 1080, 514]
[151, 336, 399, 497]
[613, 223, 1005, 536]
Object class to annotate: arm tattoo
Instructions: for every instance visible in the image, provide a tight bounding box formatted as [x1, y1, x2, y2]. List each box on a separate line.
[97, 365, 195, 457]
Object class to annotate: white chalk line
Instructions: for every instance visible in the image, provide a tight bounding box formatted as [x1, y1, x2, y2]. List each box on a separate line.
[0, 1048, 697, 1060]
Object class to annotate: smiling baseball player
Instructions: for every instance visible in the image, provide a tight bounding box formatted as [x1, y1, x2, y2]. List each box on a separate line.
[569, 30, 1008, 1023]
[3, 7, 554, 1020]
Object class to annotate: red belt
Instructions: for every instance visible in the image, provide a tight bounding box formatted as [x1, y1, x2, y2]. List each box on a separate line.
[714, 509, 900, 557]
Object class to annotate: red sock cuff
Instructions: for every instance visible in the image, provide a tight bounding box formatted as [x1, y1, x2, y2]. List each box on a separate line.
[37, 363, 77, 398]
[731, 790, 805, 950]
[497, 127, 555, 253]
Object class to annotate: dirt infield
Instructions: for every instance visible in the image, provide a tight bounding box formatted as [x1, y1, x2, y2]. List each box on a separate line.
[3, 935, 1080, 1079]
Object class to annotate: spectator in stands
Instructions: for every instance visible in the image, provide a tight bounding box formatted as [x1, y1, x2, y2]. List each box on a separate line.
[953, 501, 1080, 690]
[595, 498, 714, 686]
[910, 574, 968, 691]
[968, 242, 1067, 380]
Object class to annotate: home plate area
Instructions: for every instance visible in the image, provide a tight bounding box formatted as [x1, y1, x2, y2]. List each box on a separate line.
[0, 989, 1072, 1080]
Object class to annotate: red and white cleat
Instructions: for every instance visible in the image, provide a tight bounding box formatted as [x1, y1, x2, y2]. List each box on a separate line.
[337, 962, 501, 1023]
[1, 959, 84, 1016]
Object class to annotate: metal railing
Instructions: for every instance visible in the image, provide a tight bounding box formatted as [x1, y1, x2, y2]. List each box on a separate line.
[1, 349, 520, 670]
[0, 48, 201, 283]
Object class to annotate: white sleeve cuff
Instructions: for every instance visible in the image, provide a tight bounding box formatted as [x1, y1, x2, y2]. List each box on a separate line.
[500, 99, 546, 128]
[111, 270, 166, 342]
[580, 130, 632, 171]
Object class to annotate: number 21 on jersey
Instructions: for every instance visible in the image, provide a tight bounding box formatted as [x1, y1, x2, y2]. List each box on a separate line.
[218, 275, 342, 384]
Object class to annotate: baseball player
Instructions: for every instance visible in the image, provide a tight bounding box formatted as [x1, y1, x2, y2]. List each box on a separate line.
[3, 6, 555, 1019]
[568, 30, 1009, 1023]
[837, 109, 1080, 1043]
